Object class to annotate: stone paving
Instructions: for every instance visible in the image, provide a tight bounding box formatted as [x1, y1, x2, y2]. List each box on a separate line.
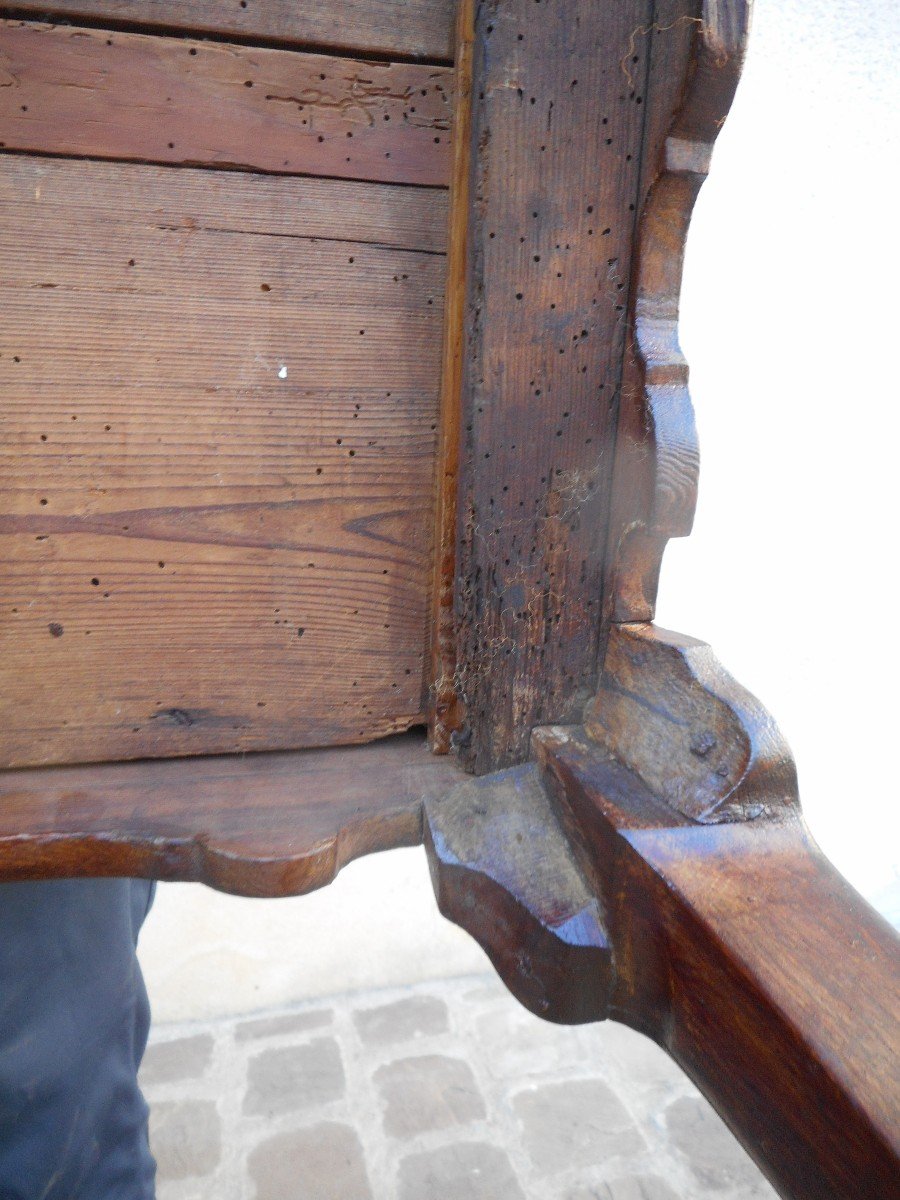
[140, 974, 778, 1200]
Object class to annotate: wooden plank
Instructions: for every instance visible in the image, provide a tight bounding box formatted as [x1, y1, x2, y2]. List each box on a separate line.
[0, 155, 447, 767]
[0, 733, 463, 896]
[424, 760, 609, 1024]
[449, 0, 656, 773]
[0, 20, 453, 186]
[0, 153, 450, 250]
[4, 0, 455, 62]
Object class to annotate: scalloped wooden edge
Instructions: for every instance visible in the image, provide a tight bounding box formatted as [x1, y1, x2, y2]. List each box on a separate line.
[611, 0, 753, 621]
[0, 734, 461, 897]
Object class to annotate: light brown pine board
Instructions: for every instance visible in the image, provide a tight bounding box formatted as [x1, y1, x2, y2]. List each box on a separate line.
[4, 0, 455, 62]
[0, 154, 447, 768]
[0, 155, 449, 252]
[0, 20, 453, 186]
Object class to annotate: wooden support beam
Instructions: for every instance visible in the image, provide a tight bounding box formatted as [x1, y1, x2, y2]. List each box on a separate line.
[537, 724, 900, 1200]
[441, 0, 663, 773]
[0, 732, 460, 897]
[427, 623, 900, 1199]
[442, 0, 735, 773]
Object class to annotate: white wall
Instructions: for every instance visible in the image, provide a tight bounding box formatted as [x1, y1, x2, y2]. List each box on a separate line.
[140, 0, 900, 1023]
[662, 0, 900, 911]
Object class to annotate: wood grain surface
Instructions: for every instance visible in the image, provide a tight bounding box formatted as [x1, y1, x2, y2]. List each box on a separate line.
[0, 155, 448, 767]
[0, 20, 453, 186]
[426, 611, 900, 1195]
[4, 0, 455, 62]
[536, 719, 900, 1200]
[0, 732, 462, 896]
[448, 0, 658, 773]
[428, 0, 473, 753]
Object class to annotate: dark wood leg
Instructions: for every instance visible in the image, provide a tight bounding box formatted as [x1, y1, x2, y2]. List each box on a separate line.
[426, 623, 900, 1200]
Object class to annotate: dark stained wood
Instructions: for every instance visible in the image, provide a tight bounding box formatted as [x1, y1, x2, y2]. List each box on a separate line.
[424, 760, 609, 1024]
[0, 733, 462, 896]
[448, 0, 658, 774]
[426, 614, 900, 1196]
[0, 155, 447, 766]
[534, 715, 900, 1200]
[4, 0, 455, 62]
[0, 20, 453, 187]
[607, 0, 751, 622]
[428, 0, 473, 754]
[437, 0, 761, 772]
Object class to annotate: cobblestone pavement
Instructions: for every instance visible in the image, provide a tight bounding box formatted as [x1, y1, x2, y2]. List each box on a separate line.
[141, 974, 777, 1200]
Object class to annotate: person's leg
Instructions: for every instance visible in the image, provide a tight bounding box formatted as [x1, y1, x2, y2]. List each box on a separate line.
[0, 878, 157, 1200]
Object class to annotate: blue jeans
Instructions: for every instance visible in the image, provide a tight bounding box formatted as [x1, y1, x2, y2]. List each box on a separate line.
[0, 879, 156, 1199]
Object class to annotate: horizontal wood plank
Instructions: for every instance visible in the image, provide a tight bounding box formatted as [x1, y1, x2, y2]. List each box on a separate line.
[0, 20, 453, 186]
[4, 0, 455, 62]
[0, 155, 447, 767]
[0, 733, 463, 896]
[0, 153, 449, 249]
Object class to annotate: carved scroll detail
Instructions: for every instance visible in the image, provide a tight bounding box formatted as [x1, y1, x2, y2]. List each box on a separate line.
[611, 1, 753, 621]
[585, 622, 797, 824]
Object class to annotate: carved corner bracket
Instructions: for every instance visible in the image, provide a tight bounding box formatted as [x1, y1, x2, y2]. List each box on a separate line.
[425, 619, 799, 1026]
[425, 622, 898, 1197]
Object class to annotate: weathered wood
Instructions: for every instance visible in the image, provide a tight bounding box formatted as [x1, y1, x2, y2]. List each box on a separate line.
[586, 623, 798, 824]
[0, 20, 453, 186]
[0, 155, 447, 766]
[424, 760, 609, 1024]
[4, 0, 455, 62]
[0, 733, 461, 896]
[0, 152, 449, 250]
[429, 0, 473, 753]
[437, 1, 754, 769]
[608, 1, 751, 621]
[449, 0, 662, 773]
[425, 614, 900, 1196]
